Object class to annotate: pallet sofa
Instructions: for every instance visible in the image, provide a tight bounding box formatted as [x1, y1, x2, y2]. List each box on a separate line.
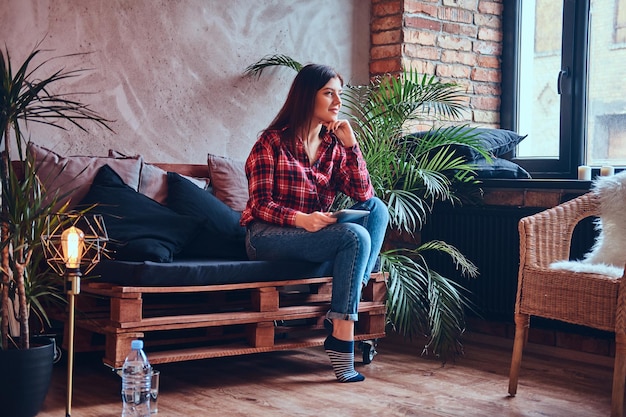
[29, 144, 387, 369]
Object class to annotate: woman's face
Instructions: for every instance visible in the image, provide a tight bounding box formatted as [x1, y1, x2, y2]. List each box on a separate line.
[313, 77, 342, 125]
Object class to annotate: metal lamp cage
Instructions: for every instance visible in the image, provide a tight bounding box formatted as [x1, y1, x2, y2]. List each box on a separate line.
[41, 212, 109, 276]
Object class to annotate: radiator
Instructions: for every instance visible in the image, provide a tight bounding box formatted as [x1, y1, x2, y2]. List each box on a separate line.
[420, 204, 597, 321]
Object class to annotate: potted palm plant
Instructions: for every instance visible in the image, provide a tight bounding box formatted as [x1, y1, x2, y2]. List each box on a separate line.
[0, 42, 110, 417]
[245, 55, 488, 360]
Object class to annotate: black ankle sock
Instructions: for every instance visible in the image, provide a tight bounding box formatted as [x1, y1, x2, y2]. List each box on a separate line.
[324, 318, 333, 333]
[324, 335, 365, 383]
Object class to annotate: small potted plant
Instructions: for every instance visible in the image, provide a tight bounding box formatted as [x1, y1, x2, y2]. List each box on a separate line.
[0, 41, 110, 417]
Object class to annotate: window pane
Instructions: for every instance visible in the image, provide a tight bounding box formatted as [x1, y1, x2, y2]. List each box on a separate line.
[586, 0, 626, 166]
[517, 0, 563, 159]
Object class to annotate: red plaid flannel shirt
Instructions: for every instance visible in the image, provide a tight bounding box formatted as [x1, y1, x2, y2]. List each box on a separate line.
[240, 128, 374, 227]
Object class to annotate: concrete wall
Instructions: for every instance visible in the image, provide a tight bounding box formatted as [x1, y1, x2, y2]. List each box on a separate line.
[0, 0, 370, 162]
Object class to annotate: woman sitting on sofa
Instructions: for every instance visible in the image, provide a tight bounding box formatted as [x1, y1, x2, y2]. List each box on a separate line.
[240, 63, 389, 383]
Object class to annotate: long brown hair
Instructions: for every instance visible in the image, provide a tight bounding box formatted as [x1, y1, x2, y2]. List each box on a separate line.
[267, 63, 343, 143]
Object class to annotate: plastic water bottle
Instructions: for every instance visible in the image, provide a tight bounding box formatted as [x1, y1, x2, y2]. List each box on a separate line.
[121, 339, 152, 417]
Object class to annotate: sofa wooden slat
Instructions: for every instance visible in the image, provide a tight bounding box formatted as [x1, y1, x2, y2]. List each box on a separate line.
[79, 302, 386, 332]
[122, 332, 387, 367]
[81, 276, 336, 295]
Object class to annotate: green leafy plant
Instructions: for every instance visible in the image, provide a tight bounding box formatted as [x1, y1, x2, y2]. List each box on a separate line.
[245, 55, 485, 360]
[0, 42, 111, 350]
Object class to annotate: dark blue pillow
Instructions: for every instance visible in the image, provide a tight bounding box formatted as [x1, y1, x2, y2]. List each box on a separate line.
[407, 128, 528, 160]
[77, 165, 200, 262]
[166, 172, 247, 260]
[470, 157, 532, 179]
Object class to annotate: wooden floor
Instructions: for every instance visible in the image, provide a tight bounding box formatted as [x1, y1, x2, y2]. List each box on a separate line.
[38, 332, 617, 417]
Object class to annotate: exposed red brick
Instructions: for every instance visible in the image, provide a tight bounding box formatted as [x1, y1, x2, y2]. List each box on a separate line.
[471, 67, 501, 82]
[443, 0, 479, 9]
[478, 0, 503, 16]
[372, 15, 403, 32]
[438, 6, 474, 24]
[474, 13, 501, 29]
[404, 1, 438, 16]
[404, 44, 440, 60]
[473, 109, 500, 124]
[368, 0, 504, 126]
[438, 34, 473, 52]
[436, 63, 472, 79]
[373, 1, 403, 17]
[478, 26, 502, 42]
[370, 59, 402, 76]
[404, 29, 437, 46]
[471, 95, 500, 111]
[372, 44, 403, 60]
[473, 82, 501, 96]
[442, 50, 478, 66]
[405, 15, 441, 31]
[403, 58, 436, 75]
[443, 22, 478, 38]
[372, 29, 403, 46]
[473, 39, 502, 56]
[477, 54, 500, 68]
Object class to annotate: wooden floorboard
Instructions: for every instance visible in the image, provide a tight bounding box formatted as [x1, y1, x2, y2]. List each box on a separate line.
[38, 332, 617, 417]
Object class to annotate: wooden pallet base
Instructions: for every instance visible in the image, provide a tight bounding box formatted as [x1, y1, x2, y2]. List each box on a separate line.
[68, 273, 387, 368]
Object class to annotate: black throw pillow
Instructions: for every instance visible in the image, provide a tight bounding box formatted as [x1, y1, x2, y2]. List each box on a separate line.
[166, 172, 247, 260]
[77, 165, 200, 262]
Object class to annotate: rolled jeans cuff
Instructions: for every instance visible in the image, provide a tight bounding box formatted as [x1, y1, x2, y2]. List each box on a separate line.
[326, 310, 359, 322]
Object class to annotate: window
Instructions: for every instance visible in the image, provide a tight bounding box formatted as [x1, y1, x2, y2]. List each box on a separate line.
[617, 0, 626, 43]
[502, 0, 626, 178]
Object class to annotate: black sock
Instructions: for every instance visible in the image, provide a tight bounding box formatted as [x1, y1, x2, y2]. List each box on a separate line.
[324, 318, 333, 333]
[324, 335, 365, 383]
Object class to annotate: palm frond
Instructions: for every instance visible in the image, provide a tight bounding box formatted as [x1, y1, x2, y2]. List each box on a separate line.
[425, 269, 467, 359]
[243, 54, 303, 79]
[382, 242, 477, 361]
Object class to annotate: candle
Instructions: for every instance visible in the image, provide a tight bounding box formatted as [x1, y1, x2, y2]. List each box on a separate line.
[577, 165, 592, 180]
[600, 166, 615, 176]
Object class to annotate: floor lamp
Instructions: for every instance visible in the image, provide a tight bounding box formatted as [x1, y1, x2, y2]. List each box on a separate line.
[41, 213, 108, 417]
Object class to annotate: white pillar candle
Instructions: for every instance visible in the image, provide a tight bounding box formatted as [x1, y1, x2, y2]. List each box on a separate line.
[577, 165, 592, 180]
[600, 166, 615, 176]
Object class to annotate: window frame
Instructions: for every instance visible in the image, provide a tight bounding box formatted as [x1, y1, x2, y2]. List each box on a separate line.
[501, 0, 590, 179]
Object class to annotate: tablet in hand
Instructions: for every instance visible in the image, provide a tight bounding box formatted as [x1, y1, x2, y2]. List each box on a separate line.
[330, 209, 370, 223]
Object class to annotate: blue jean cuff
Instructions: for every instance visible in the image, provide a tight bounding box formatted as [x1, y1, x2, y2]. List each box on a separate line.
[326, 311, 359, 322]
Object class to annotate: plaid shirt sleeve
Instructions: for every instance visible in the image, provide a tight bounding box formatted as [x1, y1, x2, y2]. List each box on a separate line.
[241, 131, 300, 227]
[332, 141, 374, 202]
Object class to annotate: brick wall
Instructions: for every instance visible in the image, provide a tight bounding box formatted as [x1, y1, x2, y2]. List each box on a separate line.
[370, 0, 503, 127]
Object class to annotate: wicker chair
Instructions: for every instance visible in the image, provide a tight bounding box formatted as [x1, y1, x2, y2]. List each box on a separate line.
[508, 192, 626, 417]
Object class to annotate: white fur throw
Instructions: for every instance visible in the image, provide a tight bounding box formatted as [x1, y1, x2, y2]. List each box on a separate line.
[550, 170, 626, 277]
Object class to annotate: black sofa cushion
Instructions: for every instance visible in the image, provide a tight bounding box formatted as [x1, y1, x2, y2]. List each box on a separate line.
[77, 165, 200, 262]
[90, 258, 334, 286]
[166, 172, 247, 260]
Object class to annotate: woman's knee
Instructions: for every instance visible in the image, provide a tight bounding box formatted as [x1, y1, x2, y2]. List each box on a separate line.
[359, 197, 389, 227]
[339, 223, 371, 253]
[370, 197, 388, 216]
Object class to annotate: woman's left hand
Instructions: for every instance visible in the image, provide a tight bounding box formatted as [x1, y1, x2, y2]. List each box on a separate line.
[326, 119, 357, 147]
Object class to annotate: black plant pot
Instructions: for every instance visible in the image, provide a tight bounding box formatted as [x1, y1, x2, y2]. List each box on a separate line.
[0, 339, 55, 417]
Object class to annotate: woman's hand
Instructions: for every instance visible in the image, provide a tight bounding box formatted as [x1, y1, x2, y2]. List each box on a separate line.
[295, 211, 337, 232]
[326, 119, 357, 147]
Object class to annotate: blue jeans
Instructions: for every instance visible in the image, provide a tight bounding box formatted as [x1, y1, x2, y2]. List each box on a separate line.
[245, 197, 389, 321]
